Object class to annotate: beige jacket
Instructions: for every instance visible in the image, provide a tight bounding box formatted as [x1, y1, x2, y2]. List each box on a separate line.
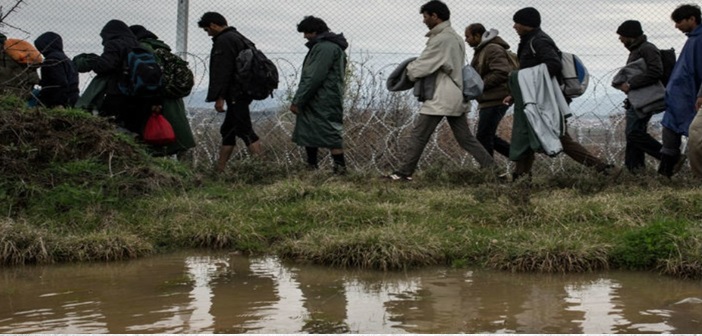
[406, 21, 468, 116]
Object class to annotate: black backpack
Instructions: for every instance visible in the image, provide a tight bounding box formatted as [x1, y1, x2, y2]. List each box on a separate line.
[118, 46, 163, 97]
[235, 38, 279, 100]
[660, 48, 676, 87]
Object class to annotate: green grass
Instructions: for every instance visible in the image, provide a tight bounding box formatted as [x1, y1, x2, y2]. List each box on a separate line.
[2, 96, 702, 279]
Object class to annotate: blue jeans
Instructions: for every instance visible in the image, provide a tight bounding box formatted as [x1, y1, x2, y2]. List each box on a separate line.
[625, 107, 662, 172]
[477, 105, 511, 158]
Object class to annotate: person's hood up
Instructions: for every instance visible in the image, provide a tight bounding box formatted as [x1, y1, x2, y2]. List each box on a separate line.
[475, 28, 510, 50]
[34, 31, 63, 53]
[129, 25, 158, 40]
[99, 19, 135, 43]
[306, 31, 348, 50]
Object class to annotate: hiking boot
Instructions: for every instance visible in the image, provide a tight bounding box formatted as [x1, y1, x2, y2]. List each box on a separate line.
[383, 172, 413, 181]
[658, 154, 680, 177]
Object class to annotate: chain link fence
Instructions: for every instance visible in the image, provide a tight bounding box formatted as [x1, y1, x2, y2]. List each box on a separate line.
[2, 0, 689, 174]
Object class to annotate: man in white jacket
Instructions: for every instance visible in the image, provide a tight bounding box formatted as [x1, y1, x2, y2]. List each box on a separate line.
[385, 0, 494, 181]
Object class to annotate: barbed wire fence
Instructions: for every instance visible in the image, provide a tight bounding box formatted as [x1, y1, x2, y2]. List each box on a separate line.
[2, 0, 688, 175]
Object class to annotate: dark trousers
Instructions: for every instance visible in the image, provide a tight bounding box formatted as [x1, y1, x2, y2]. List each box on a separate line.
[514, 124, 608, 177]
[661, 126, 683, 157]
[477, 105, 511, 158]
[659, 126, 684, 176]
[624, 107, 662, 172]
[102, 94, 152, 136]
[220, 97, 259, 146]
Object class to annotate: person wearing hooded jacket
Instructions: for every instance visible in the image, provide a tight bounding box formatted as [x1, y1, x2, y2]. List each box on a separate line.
[613, 20, 664, 174]
[88, 19, 157, 136]
[33, 32, 79, 108]
[385, 1, 495, 181]
[129, 25, 196, 158]
[289, 16, 348, 174]
[466, 23, 513, 159]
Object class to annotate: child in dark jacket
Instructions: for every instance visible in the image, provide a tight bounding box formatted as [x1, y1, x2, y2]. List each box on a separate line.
[34, 32, 79, 107]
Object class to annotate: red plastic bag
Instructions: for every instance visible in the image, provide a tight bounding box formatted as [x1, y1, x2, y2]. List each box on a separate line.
[143, 107, 175, 145]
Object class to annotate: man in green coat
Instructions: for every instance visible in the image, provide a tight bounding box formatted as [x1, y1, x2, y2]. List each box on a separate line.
[290, 16, 348, 174]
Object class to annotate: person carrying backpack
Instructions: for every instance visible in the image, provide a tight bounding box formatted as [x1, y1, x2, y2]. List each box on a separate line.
[503, 7, 621, 181]
[198, 12, 263, 173]
[33, 31, 79, 108]
[83, 19, 160, 136]
[613, 20, 664, 174]
[465, 23, 514, 160]
[0, 33, 40, 101]
[129, 25, 196, 159]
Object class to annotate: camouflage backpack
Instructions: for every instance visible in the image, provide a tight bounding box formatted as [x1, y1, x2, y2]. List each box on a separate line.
[153, 48, 194, 98]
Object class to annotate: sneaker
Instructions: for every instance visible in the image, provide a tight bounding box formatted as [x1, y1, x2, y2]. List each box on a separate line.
[383, 172, 413, 181]
[673, 154, 687, 175]
[496, 172, 511, 182]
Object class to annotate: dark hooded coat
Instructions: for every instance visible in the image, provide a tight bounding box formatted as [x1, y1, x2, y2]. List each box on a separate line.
[34, 32, 79, 107]
[93, 19, 140, 95]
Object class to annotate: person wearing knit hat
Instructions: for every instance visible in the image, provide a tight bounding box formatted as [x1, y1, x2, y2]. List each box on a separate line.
[512, 7, 541, 28]
[616, 20, 644, 38]
[504, 7, 621, 181]
[614, 20, 665, 174]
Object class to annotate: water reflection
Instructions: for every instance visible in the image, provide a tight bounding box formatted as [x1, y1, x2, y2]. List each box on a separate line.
[0, 251, 700, 333]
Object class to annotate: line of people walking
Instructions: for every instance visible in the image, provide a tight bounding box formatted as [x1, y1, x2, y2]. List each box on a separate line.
[3, 1, 702, 180]
[384, 1, 702, 181]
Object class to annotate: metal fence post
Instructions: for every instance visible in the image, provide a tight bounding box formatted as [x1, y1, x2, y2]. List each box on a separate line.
[176, 0, 189, 59]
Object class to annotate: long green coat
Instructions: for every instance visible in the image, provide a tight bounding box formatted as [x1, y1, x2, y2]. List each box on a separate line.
[292, 33, 348, 148]
[138, 38, 196, 156]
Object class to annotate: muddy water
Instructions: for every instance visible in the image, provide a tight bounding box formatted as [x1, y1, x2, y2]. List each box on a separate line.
[0, 251, 700, 333]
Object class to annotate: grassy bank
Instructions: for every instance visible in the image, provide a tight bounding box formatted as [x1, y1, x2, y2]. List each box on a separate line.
[2, 99, 702, 279]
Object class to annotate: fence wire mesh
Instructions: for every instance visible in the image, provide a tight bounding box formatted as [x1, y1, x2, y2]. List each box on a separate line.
[2, 0, 689, 174]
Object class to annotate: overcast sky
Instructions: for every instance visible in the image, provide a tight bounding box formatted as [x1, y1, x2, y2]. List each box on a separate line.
[0, 0, 690, 110]
[2, 0, 687, 57]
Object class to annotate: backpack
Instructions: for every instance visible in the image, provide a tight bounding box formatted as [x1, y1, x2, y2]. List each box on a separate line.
[660, 48, 676, 87]
[477, 46, 519, 72]
[530, 39, 590, 98]
[461, 64, 484, 101]
[235, 38, 279, 100]
[559, 51, 589, 98]
[118, 46, 163, 97]
[4, 38, 43, 65]
[153, 48, 194, 98]
[505, 49, 520, 70]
